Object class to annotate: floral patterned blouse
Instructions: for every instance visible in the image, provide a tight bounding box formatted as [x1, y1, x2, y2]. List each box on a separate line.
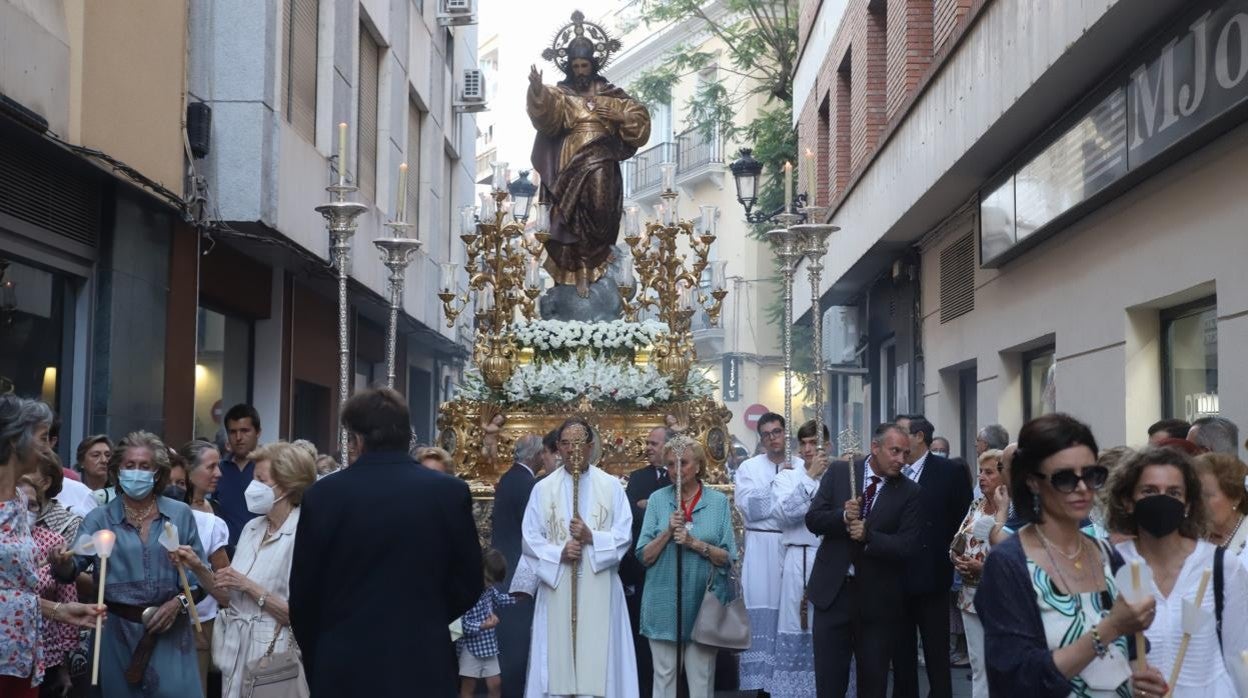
[0, 491, 43, 686]
[952, 497, 994, 613]
[31, 524, 78, 667]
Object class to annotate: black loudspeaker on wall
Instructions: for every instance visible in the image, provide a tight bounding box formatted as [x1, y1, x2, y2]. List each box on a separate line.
[187, 102, 212, 159]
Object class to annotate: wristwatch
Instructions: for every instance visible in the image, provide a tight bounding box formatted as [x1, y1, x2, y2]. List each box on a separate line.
[257, 593, 267, 610]
[176, 593, 190, 615]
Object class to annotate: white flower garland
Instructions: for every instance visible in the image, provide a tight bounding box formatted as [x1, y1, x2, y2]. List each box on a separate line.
[512, 319, 668, 352]
[459, 356, 715, 407]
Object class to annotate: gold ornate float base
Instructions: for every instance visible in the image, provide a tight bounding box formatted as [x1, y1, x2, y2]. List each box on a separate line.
[437, 395, 734, 495]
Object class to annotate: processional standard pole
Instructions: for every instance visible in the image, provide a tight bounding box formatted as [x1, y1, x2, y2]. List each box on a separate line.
[768, 218, 803, 468]
[316, 127, 367, 468]
[794, 213, 839, 459]
[374, 220, 423, 390]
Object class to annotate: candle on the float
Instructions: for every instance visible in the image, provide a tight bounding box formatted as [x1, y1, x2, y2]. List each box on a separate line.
[337, 123, 349, 186]
[396, 163, 408, 224]
[783, 161, 793, 212]
[804, 148, 816, 203]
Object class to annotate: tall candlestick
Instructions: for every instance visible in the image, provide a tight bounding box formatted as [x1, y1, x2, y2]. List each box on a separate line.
[396, 163, 408, 224]
[784, 161, 793, 212]
[337, 122, 348, 186]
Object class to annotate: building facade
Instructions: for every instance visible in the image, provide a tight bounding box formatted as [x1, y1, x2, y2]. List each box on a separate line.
[796, 0, 1247, 457]
[188, 0, 480, 453]
[1, 0, 193, 460]
[609, 1, 794, 453]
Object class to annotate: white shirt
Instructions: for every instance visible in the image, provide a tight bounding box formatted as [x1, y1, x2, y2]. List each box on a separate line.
[1115, 540, 1248, 698]
[190, 509, 229, 621]
[55, 477, 98, 519]
[904, 450, 929, 484]
[734, 453, 805, 532]
[771, 467, 820, 547]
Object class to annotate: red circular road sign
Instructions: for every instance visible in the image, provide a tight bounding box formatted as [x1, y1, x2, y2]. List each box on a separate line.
[742, 403, 771, 431]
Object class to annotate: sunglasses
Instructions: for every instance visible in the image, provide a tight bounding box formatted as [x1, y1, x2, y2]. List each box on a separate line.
[1034, 465, 1109, 493]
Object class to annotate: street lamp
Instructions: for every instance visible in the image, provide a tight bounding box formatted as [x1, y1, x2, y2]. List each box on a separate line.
[508, 170, 538, 224]
[730, 147, 808, 224]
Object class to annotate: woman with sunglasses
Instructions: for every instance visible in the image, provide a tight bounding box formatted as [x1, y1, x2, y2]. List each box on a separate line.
[1109, 447, 1248, 697]
[975, 413, 1162, 697]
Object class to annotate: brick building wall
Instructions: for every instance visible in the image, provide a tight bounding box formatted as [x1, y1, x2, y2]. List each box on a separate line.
[796, 0, 977, 208]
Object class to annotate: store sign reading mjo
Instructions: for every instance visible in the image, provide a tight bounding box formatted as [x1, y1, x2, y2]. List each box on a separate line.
[1129, 2, 1248, 166]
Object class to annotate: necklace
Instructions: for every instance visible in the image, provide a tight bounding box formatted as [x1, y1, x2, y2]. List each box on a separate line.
[1035, 524, 1086, 569]
[1222, 514, 1245, 548]
[124, 498, 155, 523]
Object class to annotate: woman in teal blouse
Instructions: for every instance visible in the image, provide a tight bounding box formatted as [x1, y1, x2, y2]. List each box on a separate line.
[637, 436, 737, 698]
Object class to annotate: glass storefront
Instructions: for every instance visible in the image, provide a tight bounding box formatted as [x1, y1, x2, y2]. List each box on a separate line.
[1023, 347, 1057, 421]
[193, 307, 252, 444]
[1163, 299, 1218, 422]
[0, 258, 69, 412]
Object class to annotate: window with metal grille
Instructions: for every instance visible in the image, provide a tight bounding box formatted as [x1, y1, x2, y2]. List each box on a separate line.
[939, 233, 975, 323]
[282, 0, 319, 143]
[406, 101, 422, 229]
[357, 26, 380, 201]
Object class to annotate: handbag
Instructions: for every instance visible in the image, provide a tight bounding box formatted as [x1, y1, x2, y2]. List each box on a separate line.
[240, 626, 309, 698]
[691, 567, 751, 651]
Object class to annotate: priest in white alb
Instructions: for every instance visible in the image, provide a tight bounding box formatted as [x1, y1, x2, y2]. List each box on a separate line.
[521, 418, 638, 698]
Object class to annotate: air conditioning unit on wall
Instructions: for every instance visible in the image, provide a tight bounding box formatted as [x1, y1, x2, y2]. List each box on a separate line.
[438, 0, 477, 27]
[454, 69, 488, 113]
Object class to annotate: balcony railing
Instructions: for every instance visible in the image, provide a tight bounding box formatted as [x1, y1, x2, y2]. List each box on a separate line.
[625, 126, 724, 200]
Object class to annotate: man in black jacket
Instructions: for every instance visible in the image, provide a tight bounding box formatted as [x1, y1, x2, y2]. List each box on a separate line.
[806, 423, 922, 698]
[891, 416, 972, 698]
[289, 388, 483, 697]
[492, 434, 544, 697]
[622, 426, 672, 698]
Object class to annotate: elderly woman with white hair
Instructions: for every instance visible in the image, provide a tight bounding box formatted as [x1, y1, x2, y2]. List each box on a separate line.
[0, 395, 103, 697]
[175, 441, 317, 698]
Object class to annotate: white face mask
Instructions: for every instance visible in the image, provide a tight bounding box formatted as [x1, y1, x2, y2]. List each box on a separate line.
[244, 479, 277, 515]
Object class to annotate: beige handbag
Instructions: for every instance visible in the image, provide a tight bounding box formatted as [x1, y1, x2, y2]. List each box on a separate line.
[240, 626, 309, 698]
[691, 567, 751, 651]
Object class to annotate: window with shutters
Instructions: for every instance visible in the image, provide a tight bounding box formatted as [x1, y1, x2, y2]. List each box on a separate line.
[357, 26, 381, 201]
[282, 0, 319, 143]
[406, 101, 422, 229]
[939, 233, 975, 323]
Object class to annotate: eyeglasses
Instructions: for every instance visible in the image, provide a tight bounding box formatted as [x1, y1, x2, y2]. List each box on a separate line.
[760, 428, 784, 439]
[1034, 465, 1109, 493]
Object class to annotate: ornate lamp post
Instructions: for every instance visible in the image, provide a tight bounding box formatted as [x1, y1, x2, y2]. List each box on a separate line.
[316, 172, 368, 468]
[767, 215, 803, 468]
[792, 209, 839, 457]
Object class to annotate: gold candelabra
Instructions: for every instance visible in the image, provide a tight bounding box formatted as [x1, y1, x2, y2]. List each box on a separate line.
[618, 172, 728, 388]
[437, 163, 547, 388]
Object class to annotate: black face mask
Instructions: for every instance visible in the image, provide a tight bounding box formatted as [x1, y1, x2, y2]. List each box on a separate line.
[1134, 494, 1186, 538]
[163, 485, 187, 502]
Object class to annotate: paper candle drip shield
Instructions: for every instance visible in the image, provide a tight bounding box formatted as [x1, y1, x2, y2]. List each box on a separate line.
[158, 521, 181, 553]
[71, 529, 117, 557]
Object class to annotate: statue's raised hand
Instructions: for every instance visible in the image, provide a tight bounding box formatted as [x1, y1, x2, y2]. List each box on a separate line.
[529, 64, 543, 90]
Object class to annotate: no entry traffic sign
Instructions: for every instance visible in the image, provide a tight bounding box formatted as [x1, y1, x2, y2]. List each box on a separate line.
[742, 403, 771, 432]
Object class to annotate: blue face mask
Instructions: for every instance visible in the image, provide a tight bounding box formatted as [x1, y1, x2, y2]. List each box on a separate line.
[118, 469, 155, 499]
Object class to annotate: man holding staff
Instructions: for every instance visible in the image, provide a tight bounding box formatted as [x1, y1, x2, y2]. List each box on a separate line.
[520, 418, 637, 697]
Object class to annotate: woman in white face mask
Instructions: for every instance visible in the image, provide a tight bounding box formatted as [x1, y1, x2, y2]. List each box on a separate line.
[174, 441, 316, 698]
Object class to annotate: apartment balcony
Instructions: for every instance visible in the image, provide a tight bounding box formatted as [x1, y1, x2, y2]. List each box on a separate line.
[691, 307, 725, 357]
[624, 126, 724, 204]
[475, 147, 495, 185]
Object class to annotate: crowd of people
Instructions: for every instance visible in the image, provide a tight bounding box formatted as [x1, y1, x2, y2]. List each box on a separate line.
[4, 381, 1248, 697]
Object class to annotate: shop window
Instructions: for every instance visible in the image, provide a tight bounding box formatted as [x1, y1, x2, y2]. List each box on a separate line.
[1023, 346, 1057, 422]
[0, 258, 69, 411]
[292, 379, 331, 454]
[194, 308, 253, 443]
[1162, 298, 1218, 421]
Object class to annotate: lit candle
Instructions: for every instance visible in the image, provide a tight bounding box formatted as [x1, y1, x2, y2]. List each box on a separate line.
[784, 161, 793, 212]
[337, 123, 348, 187]
[396, 163, 408, 224]
[805, 148, 816, 204]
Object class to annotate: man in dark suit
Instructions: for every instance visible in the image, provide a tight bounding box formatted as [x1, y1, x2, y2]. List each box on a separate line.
[806, 423, 922, 698]
[622, 426, 673, 698]
[491, 434, 544, 697]
[289, 388, 483, 697]
[891, 416, 972, 698]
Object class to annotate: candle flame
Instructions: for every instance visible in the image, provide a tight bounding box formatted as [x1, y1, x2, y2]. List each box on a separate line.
[805, 148, 814, 157]
[400, 162, 408, 172]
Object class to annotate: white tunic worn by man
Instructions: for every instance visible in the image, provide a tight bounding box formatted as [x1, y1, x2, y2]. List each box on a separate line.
[734, 413, 803, 691]
[521, 420, 637, 698]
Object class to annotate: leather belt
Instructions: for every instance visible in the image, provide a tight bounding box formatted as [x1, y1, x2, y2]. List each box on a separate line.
[106, 596, 178, 685]
[745, 528, 782, 534]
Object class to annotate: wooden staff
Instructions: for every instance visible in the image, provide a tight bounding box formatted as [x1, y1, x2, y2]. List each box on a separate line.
[1165, 567, 1212, 697]
[164, 522, 203, 633]
[1131, 562, 1146, 673]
